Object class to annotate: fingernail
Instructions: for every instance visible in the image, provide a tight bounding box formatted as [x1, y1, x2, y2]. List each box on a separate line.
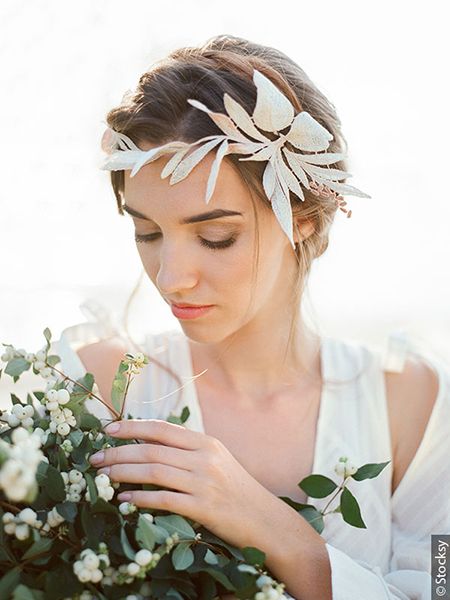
[97, 466, 110, 476]
[105, 422, 120, 435]
[118, 493, 131, 501]
[90, 451, 104, 465]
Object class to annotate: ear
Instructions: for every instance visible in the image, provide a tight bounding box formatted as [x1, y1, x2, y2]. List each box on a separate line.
[293, 217, 315, 244]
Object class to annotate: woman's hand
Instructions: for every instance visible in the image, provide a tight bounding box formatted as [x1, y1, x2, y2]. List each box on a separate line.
[89, 418, 281, 551]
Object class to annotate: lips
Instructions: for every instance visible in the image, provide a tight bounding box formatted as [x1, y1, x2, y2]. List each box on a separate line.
[171, 302, 213, 308]
[170, 303, 215, 320]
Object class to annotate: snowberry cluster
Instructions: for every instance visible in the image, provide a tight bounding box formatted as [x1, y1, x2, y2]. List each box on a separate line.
[44, 389, 76, 437]
[114, 549, 161, 585]
[2, 508, 43, 540]
[73, 546, 110, 584]
[61, 439, 74, 456]
[85, 473, 115, 502]
[254, 574, 286, 599]
[118, 501, 138, 515]
[2, 345, 51, 378]
[0, 427, 44, 502]
[334, 456, 358, 478]
[1, 343, 63, 392]
[4, 403, 35, 428]
[164, 531, 180, 550]
[61, 469, 87, 503]
[1, 504, 66, 540]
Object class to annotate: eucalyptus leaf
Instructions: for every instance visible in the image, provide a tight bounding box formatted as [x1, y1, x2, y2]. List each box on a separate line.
[172, 542, 194, 570]
[84, 472, 98, 504]
[242, 546, 265, 566]
[155, 514, 196, 540]
[352, 461, 390, 481]
[11, 393, 23, 405]
[298, 506, 325, 534]
[45, 465, 66, 502]
[298, 474, 338, 498]
[0, 567, 21, 597]
[204, 548, 219, 565]
[5, 357, 30, 378]
[21, 537, 53, 561]
[340, 487, 366, 528]
[45, 354, 60, 367]
[136, 515, 168, 550]
[13, 584, 45, 599]
[121, 525, 137, 560]
[111, 361, 128, 413]
[54, 501, 78, 523]
[237, 564, 258, 574]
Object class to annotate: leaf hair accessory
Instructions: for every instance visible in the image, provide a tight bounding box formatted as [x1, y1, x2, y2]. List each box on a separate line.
[100, 69, 371, 249]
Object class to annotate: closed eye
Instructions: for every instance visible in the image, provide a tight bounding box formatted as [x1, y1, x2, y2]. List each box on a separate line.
[134, 232, 237, 251]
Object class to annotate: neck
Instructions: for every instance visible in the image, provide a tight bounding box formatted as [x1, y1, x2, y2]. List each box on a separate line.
[188, 309, 322, 405]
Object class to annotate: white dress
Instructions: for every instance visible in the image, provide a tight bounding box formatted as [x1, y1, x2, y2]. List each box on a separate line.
[51, 299, 450, 600]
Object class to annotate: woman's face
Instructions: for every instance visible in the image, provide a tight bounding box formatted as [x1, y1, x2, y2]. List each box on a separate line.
[123, 150, 299, 344]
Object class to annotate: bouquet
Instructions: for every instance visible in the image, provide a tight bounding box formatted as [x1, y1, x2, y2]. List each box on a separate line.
[0, 328, 389, 600]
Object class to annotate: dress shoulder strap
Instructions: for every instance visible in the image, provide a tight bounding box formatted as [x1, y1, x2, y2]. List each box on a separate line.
[381, 330, 409, 373]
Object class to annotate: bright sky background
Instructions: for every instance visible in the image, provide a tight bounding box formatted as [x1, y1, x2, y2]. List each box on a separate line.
[1, 0, 449, 370]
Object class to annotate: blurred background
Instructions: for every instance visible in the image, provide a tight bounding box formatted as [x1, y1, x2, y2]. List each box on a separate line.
[1, 0, 449, 404]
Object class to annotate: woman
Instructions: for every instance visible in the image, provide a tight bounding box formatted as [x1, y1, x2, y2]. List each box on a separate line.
[55, 35, 449, 599]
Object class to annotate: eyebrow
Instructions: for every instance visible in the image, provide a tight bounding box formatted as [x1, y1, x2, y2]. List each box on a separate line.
[122, 204, 243, 224]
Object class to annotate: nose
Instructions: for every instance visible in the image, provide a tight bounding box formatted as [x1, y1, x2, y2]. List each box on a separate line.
[155, 243, 198, 296]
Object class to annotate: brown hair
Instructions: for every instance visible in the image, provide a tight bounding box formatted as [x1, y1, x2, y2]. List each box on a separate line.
[104, 34, 358, 400]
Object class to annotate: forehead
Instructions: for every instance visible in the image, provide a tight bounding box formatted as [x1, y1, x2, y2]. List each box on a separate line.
[123, 149, 251, 219]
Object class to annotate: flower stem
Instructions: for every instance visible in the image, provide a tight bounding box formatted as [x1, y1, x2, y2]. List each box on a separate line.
[320, 477, 349, 515]
[44, 362, 121, 419]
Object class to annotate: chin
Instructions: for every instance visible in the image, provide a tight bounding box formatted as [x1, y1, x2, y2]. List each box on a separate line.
[178, 320, 233, 345]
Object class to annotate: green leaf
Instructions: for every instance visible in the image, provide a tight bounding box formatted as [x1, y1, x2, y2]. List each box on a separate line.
[55, 501, 78, 523]
[0, 567, 21, 597]
[45, 354, 60, 367]
[297, 506, 325, 534]
[46, 465, 66, 502]
[352, 461, 390, 481]
[13, 584, 45, 599]
[71, 373, 95, 400]
[84, 472, 98, 504]
[5, 358, 30, 378]
[111, 361, 128, 413]
[68, 429, 85, 447]
[298, 474, 338, 498]
[22, 537, 53, 561]
[167, 405, 191, 425]
[172, 542, 194, 570]
[136, 515, 168, 550]
[10, 393, 23, 406]
[79, 413, 102, 431]
[199, 567, 234, 591]
[43, 328, 52, 343]
[204, 548, 219, 565]
[237, 563, 258, 574]
[121, 525, 137, 560]
[242, 546, 265, 566]
[340, 487, 366, 528]
[155, 514, 196, 540]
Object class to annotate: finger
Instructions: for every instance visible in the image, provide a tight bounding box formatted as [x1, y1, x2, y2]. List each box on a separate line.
[97, 462, 196, 494]
[117, 488, 194, 515]
[103, 418, 204, 450]
[90, 443, 196, 470]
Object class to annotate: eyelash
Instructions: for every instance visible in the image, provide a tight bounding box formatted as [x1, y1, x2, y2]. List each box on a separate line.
[134, 232, 236, 251]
